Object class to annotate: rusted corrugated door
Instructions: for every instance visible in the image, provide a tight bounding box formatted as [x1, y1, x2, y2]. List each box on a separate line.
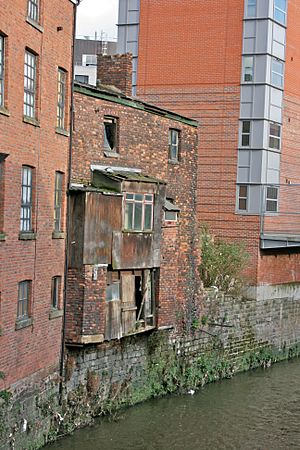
[121, 274, 137, 335]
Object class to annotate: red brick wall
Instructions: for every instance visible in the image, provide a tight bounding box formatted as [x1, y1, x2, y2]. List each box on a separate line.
[68, 89, 200, 337]
[136, 0, 300, 287]
[0, 0, 74, 389]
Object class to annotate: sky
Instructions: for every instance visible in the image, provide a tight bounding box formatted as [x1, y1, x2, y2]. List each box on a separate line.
[76, 0, 119, 41]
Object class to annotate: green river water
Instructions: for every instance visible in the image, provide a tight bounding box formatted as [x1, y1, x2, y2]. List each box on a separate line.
[47, 358, 300, 450]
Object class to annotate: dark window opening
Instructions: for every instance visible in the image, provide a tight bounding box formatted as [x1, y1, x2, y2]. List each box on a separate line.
[51, 276, 61, 309]
[105, 269, 155, 340]
[104, 117, 117, 152]
[75, 74, 89, 84]
[17, 280, 31, 320]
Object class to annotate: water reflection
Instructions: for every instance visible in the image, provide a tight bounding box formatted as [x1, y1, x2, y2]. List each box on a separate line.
[48, 359, 300, 450]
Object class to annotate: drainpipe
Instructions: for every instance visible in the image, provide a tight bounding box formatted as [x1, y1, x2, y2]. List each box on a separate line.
[59, 0, 82, 401]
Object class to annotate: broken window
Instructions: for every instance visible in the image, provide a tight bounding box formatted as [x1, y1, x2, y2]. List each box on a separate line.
[124, 193, 154, 232]
[103, 116, 118, 152]
[164, 198, 179, 222]
[105, 269, 155, 340]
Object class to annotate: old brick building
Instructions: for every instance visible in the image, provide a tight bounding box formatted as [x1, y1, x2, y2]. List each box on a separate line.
[0, 0, 75, 398]
[118, 0, 300, 300]
[66, 72, 200, 346]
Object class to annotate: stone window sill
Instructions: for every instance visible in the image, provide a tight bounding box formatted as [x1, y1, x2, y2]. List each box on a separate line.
[52, 231, 65, 239]
[104, 150, 119, 158]
[26, 17, 44, 33]
[15, 317, 33, 330]
[23, 116, 40, 127]
[19, 232, 36, 240]
[55, 128, 69, 137]
[49, 309, 63, 320]
[0, 233, 6, 241]
[0, 107, 10, 117]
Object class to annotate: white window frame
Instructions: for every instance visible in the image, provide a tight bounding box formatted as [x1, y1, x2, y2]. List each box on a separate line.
[24, 50, 37, 118]
[20, 166, 33, 232]
[243, 56, 254, 82]
[27, 0, 39, 23]
[123, 193, 154, 232]
[0, 35, 4, 107]
[265, 186, 279, 213]
[246, 0, 256, 17]
[269, 123, 281, 150]
[274, 0, 287, 25]
[271, 58, 284, 89]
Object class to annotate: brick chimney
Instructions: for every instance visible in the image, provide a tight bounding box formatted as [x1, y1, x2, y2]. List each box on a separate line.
[97, 53, 133, 97]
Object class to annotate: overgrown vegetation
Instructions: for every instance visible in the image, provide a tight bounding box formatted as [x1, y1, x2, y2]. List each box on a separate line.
[199, 225, 249, 293]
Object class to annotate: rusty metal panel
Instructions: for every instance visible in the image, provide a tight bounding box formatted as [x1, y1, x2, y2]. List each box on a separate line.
[105, 300, 122, 340]
[112, 231, 156, 269]
[121, 274, 137, 334]
[69, 192, 85, 268]
[83, 193, 122, 265]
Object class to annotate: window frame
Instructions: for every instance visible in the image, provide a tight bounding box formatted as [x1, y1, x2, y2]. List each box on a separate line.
[57, 68, 66, 130]
[168, 129, 180, 162]
[274, 0, 287, 25]
[246, 0, 256, 17]
[269, 122, 281, 150]
[103, 116, 118, 153]
[20, 166, 33, 232]
[17, 280, 31, 321]
[238, 185, 248, 212]
[243, 56, 254, 83]
[24, 49, 37, 119]
[265, 186, 279, 213]
[241, 121, 251, 147]
[271, 58, 284, 89]
[54, 171, 63, 232]
[75, 74, 89, 84]
[27, 0, 39, 23]
[51, 276, 61, 310]
[123, 193, 154, 232]
[0, 34, 5, 108]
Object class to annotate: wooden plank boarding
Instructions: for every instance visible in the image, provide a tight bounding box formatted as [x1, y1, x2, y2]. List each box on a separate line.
[121, 274, 137, 334]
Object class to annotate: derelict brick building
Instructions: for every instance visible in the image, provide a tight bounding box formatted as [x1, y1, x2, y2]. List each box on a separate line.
[66, 70, 200, 345]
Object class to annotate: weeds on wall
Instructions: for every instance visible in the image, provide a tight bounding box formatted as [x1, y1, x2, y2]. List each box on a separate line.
[199, 225, 249, 294]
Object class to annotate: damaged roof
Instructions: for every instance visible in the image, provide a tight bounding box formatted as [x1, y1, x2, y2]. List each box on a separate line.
[74, 82, 198, 128]
[70, 167, 166, 194]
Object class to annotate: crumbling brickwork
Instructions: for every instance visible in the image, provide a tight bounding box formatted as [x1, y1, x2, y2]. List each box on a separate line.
[97, 53, 133, 96]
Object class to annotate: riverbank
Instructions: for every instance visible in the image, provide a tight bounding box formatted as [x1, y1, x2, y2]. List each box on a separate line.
[46, 357, 300, 450]
[1, 287, 300, 449]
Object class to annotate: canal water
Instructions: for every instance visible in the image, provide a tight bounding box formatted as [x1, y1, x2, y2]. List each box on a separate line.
[48, 359, 300, 450]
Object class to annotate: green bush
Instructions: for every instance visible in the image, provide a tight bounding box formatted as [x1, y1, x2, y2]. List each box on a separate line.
[199, 226, 249, 293]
